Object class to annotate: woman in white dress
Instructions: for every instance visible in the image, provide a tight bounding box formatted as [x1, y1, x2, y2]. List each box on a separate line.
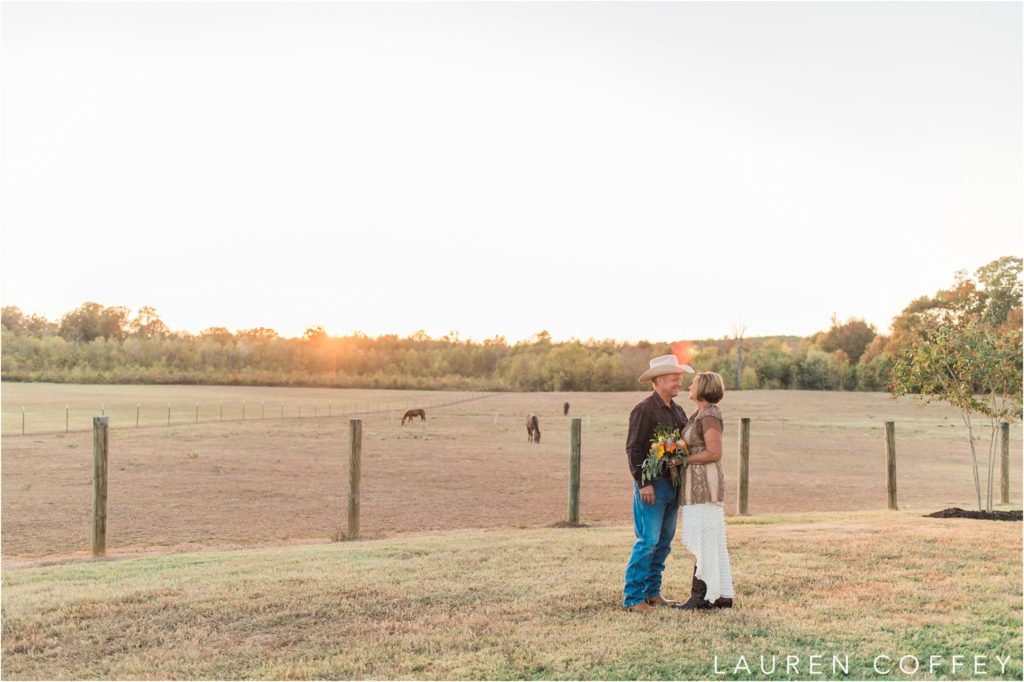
[667, 371, 734, 609]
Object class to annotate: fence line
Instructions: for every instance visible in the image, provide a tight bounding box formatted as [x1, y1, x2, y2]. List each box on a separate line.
[5, 392, 495, 436]
[24, 413, 1023, 557]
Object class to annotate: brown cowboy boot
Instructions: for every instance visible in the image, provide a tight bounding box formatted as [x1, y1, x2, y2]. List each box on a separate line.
[674, 565, 712, 610]
[645, 595, 679, 607]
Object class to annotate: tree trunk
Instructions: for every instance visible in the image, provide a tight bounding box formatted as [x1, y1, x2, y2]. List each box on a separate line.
[986, 420, 997, 513]
[963, 413, 982, 512]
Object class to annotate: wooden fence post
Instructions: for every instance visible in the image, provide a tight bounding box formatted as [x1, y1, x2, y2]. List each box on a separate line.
[22, 406, 25, 435]
[738, 417, 750, 516]
[1001, 421, 1010, 505]
[569, 418, 582, 525]
[136, 404, 140, 428]
[66, 405, 70, 433]
[167, 402, 171, 426]
[348, 419, 362, 540]
[885, 420, 898, 510]
[92, 416, 109, 557]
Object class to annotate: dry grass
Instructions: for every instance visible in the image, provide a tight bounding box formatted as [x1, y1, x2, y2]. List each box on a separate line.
[2, 510, 1021, 680]
[2, 385, 1022, 561]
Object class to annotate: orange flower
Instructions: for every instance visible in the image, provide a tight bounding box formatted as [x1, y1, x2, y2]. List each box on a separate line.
[666, 442, 676, 453]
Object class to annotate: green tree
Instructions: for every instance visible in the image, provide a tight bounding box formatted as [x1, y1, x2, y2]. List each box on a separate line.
[888, 256, 1023, 512]
[542, 342, 595, 390]
[890, 321, 1022, 512]
[976, 256, 1023, 328]
[793, 347, 840, 390]
[750, 340, 794, 389]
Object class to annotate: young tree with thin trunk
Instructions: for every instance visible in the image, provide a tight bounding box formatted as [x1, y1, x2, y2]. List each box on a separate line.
[889, 256, 1022, 515]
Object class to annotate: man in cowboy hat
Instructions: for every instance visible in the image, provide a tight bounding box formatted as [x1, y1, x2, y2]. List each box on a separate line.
[623, 354, 694, 612]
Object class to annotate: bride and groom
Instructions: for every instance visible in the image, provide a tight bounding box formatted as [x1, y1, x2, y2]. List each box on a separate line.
[623, 354, 735, 612]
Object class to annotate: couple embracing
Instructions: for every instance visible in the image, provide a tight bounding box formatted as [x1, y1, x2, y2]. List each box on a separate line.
[623, 354, 735, 612]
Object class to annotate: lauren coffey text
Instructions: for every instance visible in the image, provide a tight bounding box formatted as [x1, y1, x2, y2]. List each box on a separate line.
[713, 654, 1018, 677]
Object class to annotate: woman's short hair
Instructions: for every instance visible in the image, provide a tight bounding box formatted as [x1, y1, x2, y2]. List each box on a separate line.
[695, 371, 725, 404]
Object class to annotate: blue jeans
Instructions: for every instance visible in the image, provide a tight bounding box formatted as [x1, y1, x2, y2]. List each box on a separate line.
[623, 478, 679, 607]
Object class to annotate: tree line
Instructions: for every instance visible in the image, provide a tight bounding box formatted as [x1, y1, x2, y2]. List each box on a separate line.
[2, 257, 1020, 393]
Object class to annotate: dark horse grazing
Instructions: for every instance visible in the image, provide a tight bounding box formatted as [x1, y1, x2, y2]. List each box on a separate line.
[526, 414, 541, 443]
[563, 402, 570, 416]
[402, 408, 426, 425]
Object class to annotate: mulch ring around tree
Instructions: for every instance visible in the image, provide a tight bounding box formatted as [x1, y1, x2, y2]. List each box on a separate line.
[925, 508, 1023, 521]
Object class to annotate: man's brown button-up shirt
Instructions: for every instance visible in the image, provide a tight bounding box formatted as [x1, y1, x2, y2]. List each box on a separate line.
[625, 391, 688, 486]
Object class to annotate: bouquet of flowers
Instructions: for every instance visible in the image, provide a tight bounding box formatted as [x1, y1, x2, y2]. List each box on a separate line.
[640, 424, 689, 486]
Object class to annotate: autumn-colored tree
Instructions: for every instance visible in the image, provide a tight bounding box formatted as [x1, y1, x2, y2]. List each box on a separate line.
[200, 327, 234, 344]
[58, 302, 130, 343]
[1, 306, 26, 331]
[817, 316, 876, 364]
[236, 327, 280, 341]
[889, 257, 1023, 512]
[1, 306, 54, 335]
[303, 325, 329, 343]
[889, 258, 1021, 352]
[854, 335, 893, 391]
[130, 306, 169, 339]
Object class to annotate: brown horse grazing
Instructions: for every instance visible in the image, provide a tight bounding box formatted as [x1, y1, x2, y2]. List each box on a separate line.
[563, 402, 570, 416]
[526, 414, 540, 443]
[402, 408, 426, 425]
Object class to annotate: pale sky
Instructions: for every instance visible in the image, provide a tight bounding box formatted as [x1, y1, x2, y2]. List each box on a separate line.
[2, 1, 1021, 342]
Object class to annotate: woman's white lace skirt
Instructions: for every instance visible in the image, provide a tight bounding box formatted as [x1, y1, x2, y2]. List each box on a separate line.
[680, 502, 735, 603]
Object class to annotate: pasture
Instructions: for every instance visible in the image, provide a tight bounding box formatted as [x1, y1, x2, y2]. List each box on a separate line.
[2, 383, 1021, 679]
[2, 383, 1020, 562]
[2, 511, 1021, 679]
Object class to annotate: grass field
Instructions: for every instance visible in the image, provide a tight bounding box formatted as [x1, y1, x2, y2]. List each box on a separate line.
[2, 510, 1021, 680]
[2, 383, 1021, 561]
[2, 384, 1021, 679]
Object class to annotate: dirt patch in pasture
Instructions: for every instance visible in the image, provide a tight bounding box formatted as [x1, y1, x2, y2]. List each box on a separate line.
[2, 388, 1021, 562]
[925, 507, 1023, 521]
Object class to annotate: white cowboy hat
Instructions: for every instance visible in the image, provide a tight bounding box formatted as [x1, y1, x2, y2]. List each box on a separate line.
[638, 354, 695, 382]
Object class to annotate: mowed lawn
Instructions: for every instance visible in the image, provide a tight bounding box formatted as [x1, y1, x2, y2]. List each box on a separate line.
[2, 384, 1022, 560]
[2, 510, 1021, 680]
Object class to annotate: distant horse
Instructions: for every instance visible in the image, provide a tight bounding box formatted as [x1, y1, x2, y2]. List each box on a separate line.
[563, 402, 570, 416]
[526, 414, 541, 443]
[402, 408, 426, 425]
